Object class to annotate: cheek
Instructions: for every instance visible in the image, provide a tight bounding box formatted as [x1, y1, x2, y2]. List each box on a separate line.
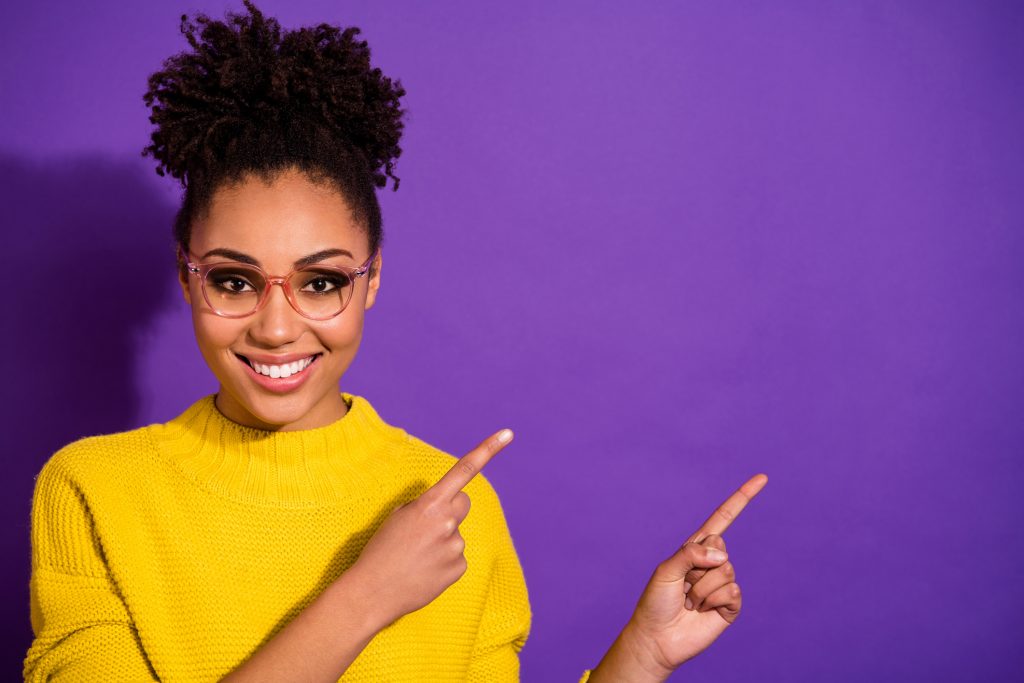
[317, 312, 365, 350]
[191, 308, 246, 359]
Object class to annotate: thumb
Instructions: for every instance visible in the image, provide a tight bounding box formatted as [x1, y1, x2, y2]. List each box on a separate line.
[657, 541, 728, 582]
[684, 533, 727, 587]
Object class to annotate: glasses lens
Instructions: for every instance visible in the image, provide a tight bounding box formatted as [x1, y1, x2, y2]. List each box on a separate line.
[203, 264, 267, 316]
[289, 267, 354, 319]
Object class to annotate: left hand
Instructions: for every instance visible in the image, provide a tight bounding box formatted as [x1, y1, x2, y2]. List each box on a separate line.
[624, 473, 768, 675]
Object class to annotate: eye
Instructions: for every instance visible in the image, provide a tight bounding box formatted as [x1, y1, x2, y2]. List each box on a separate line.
[208, 270, 258, 294]
[299, 271, 351, 294]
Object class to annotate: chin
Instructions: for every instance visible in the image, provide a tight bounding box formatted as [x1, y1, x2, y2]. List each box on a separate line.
[237, 392, 314, 428]
[217, 367, 341, 430]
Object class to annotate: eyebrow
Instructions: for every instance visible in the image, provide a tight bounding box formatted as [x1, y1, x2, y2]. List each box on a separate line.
[200, 247, 355, 268]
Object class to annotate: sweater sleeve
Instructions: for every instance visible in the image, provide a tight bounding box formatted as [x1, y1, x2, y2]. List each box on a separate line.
[465, 478, 532, 682]
[23, 448, 159, 682]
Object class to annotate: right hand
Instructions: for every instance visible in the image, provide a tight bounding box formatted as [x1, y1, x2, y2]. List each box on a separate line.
[346, 428, 515, 625]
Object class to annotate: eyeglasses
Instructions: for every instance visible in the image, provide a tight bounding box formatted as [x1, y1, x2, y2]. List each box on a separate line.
[179, 246, 378, 320]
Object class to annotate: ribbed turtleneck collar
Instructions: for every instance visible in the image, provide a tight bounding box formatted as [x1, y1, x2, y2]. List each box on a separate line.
[150, 392, 407, 508]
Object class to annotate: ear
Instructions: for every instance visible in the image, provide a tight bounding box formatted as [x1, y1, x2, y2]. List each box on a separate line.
[177, 257, 193, 305]
[364, 250, 382, 310]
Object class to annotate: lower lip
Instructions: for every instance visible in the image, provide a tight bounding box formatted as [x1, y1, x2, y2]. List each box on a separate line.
[238, 354, 321, 394]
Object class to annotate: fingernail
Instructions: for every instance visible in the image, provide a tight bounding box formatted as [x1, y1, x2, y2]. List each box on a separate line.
[683, 582, 692, 593]
[706, 548, 727, 562]
[497, 429, 513, 444]
[685, 597, 693, 610]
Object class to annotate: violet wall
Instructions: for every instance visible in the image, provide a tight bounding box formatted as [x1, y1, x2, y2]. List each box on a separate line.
[4, 1, 1022, 680]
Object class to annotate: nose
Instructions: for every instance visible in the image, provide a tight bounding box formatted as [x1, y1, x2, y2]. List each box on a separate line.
[246, 281, 304, 347]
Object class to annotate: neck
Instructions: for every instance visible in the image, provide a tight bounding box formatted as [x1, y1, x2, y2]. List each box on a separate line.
[153, 392, 407, 507]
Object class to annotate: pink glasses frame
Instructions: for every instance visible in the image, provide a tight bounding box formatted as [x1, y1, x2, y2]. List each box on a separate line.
[179, 245, 379, 320]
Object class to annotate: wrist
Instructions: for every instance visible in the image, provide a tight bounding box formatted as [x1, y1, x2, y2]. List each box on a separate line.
[622, 620, 676, 679]
[589, 620, 673, 683]
[328, 565, 392, 638]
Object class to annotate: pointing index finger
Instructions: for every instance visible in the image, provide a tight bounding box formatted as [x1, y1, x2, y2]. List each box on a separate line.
[688, 473, 768, 543]
[430, 429, 514, 500]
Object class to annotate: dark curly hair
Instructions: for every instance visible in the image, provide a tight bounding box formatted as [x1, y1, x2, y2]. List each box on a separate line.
[141, 0, 405, 278]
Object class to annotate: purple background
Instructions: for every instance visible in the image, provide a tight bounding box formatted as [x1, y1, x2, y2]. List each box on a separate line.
[4, 1, 1023, 680]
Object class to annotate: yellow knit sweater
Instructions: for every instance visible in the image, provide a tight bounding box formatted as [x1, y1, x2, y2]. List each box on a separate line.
[24, 392, 593, 681]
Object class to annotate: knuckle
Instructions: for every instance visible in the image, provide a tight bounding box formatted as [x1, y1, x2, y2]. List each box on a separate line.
[721, 562, 736, 580]
[716, 507, 736, 523]
[458, 460, 477, 478]
[685, 541, 705, 557]
[704, 533, 726, 550]
[654, 559, 674, 577]
[654, 558, 682, 582]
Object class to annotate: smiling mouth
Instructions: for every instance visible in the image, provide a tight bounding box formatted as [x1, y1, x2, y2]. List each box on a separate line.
[236, 353, 321, 379]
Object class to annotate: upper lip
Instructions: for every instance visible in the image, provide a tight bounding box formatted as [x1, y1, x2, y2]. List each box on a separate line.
[235, 352, 321, 365]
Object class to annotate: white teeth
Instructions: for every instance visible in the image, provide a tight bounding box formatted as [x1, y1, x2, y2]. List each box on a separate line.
[247, 356, 316, 378]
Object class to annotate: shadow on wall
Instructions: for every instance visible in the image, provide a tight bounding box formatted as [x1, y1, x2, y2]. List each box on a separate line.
[0, 150, 177, 675]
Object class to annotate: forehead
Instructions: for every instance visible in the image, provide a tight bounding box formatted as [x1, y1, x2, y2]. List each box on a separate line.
[191, 169, 365, 263]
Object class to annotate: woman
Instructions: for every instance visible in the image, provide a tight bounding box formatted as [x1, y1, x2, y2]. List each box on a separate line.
[24, 2, 766, 681]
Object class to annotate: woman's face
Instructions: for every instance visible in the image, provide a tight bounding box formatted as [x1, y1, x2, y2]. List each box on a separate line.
[179, 167, 381, 431]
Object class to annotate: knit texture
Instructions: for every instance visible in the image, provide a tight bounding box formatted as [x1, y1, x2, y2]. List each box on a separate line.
[24, 392, 550, 681]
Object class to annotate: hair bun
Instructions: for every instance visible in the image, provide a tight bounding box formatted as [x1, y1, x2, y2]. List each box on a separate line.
[142, 0, 405, 190]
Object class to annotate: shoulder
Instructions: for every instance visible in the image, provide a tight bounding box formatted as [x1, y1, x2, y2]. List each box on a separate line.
[33, 425, 156, 496]
[30, 427, 155, 575]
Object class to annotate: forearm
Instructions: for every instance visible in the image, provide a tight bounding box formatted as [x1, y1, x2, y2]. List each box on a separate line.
[588, 622, 673, 683]
[221, 569, 387, 683]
